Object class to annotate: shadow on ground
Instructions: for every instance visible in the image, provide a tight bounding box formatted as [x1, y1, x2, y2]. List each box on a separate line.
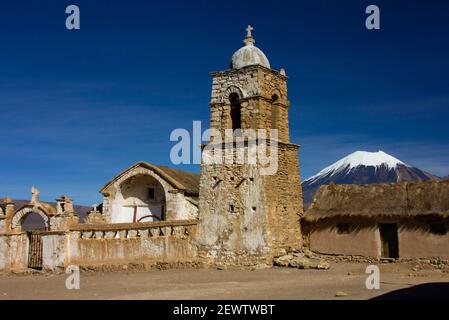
[371, 283, 449, 300]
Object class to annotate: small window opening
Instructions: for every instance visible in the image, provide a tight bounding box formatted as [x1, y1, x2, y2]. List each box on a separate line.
[271, 94, 280, 129]
[230, 93, 241, 131]
[148, 187, 155, 200]
[337, 223, 351, 234]
[229, 204, 235, 213]
[429, 223, 447, 235]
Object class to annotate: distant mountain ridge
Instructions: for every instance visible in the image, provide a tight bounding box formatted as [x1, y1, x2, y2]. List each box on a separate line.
[302, 150, 439, 208]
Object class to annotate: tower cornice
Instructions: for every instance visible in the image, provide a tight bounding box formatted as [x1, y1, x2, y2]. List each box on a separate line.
[210, 65, 288, 81]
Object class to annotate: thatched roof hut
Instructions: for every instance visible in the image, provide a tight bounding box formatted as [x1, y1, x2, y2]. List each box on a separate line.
[304, 179, 449, 222]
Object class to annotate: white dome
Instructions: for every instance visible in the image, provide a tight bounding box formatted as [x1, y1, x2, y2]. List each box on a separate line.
[231, 45, 270, 69]
[230, 26, 271, 70]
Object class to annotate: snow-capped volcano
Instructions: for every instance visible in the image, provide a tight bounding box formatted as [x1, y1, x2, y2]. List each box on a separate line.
[302, 150, 438, 207]
[305, 151, 406, 184]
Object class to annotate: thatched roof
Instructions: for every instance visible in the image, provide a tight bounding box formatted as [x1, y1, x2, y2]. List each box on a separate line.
[100, 162, 200, 196]
[156, 165, 200, 196]
[304, 179, 449, 221]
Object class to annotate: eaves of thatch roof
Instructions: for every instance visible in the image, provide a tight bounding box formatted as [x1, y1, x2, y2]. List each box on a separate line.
[304, 179, 449, 222]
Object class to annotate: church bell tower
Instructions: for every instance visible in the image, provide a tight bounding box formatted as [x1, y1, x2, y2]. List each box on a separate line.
[197, 26, 304, 267]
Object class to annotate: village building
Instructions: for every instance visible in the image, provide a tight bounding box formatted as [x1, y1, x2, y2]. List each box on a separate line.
[303, 180, 449, 259]
[99, 161, 199, 224]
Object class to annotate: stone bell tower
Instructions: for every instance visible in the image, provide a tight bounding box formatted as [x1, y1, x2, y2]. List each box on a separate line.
[197, 26, 304, 267]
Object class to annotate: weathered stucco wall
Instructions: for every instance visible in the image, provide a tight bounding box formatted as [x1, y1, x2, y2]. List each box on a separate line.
[110, 174, 166, 223]
[307, 219, 449, 259]
[198, 161, 271, 266]
[67, 220, 198, 268]
[399, 220, 449, 259]
[308, 220, 380, 257]
[42, 233, 67, 271]
[0, 233, 29, 271]
[1, 221, 198, 272]
[102, 166, 198, 224]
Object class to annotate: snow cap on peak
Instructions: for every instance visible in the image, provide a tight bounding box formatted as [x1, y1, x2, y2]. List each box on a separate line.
[341, 150, 405, 169]
[305, 150, 406, 183]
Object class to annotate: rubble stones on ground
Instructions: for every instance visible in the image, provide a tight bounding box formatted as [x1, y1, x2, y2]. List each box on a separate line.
[335, 291, 348, 297]
[316, 260, 331, 270]
[274, 251, 331, 270]
[308, 253, 449, 268]
[274, 249, 448, 271]
[273, 254, 293, 267]
[289, 256, 314, 269]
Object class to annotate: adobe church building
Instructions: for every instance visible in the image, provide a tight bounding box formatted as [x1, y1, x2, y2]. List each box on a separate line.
[99, 161, 200, 223]
[303, 180, 449, 259]
[0, 26, 304, 272]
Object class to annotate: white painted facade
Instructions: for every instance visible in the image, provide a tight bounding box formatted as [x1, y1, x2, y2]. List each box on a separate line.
[101, 162, 199, 223]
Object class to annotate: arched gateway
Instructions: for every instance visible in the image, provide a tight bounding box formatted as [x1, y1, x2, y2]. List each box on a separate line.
[11, 206, 50, 231]
[9, 202, 57, 270]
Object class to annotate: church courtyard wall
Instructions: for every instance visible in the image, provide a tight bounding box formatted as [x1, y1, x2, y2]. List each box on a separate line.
[0, 220, 198, 272]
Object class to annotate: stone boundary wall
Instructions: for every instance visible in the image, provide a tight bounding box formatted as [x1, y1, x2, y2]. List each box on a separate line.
[1, 220, 199, 273]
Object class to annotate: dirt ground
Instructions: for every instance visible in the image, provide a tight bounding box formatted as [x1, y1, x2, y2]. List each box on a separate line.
[0, 261, 448, 300]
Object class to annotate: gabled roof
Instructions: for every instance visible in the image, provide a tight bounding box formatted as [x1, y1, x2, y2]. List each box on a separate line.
[100, 161, 200, 196]
[304, 180, 449, 222]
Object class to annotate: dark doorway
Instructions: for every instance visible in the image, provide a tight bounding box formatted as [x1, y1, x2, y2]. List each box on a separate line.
[379, 223, 399, 258]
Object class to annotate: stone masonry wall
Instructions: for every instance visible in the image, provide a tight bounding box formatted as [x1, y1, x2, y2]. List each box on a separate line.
[210, 66, 290, 143]
[263, 142, 303, 256]
[197, 64, 303, 267]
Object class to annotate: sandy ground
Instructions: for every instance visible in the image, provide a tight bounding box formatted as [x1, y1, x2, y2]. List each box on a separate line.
[0, 261, 448, 300]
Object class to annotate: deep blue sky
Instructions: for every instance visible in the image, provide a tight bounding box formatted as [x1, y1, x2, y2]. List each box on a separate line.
[1, 0, 448, 205]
